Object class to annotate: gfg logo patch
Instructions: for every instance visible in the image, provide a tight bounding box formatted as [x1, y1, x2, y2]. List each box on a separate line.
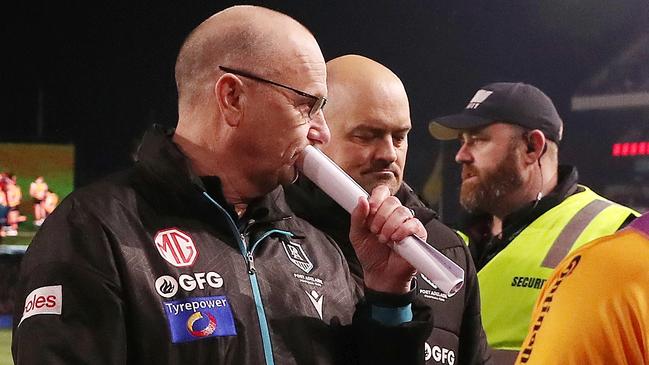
[19, 285, 62, 325]
[424, 342, 455, 364]
[154, 228, 198, 267]
[155, 272, 224, 298]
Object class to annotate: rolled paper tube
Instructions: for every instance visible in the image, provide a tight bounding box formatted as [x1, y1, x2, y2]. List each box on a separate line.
[296, 145, 464, 295]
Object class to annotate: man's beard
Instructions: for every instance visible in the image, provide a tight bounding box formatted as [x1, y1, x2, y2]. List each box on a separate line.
[459, 151, 524, 214]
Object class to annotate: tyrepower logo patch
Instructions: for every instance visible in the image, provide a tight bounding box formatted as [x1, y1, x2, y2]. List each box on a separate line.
[19, 285, 62, 325]
[163, 295, 236, 343]
[154, 228, 198, 267]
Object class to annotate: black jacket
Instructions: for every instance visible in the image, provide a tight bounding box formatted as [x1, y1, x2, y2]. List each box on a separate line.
[12, 125, 431, 365]
[285, 178, 492, 365]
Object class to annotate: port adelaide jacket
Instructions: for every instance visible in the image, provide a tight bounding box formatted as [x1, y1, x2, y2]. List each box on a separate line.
[12, 125, 432, 365]
[285, 179, 493, 365]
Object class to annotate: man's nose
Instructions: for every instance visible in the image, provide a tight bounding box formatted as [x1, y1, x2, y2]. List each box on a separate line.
[307, 110, 330, 145]
[375, 136, 398, 163]
[455, 143, 473, 164]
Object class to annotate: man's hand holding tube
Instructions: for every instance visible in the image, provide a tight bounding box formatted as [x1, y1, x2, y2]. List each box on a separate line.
[350, 185, 427, 295]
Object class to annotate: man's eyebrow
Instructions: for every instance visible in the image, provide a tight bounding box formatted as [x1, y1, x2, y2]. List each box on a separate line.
[349, 125, 381, 133]
[464, 127, 489, 137]
[350, 124, 410, 134]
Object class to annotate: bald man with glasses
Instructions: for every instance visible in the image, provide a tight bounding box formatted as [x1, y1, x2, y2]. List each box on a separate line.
[13, 6, 432, 365]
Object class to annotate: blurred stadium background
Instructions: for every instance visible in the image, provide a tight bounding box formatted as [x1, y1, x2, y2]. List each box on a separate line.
[2, 1, 648, 363]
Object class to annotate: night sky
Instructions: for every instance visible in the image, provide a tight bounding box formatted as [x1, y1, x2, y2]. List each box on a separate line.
[4, 1, 648, 221]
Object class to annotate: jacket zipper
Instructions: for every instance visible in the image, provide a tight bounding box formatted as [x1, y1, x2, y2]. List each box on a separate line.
[246, 243, 256, 274]
[202, 192, 283, 365]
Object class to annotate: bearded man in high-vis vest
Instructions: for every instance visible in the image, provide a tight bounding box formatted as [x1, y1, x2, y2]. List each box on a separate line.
[428, 82, 639, 364]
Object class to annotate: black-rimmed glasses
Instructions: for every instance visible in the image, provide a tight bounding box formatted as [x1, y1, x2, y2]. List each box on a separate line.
[219, 66, 327, 119]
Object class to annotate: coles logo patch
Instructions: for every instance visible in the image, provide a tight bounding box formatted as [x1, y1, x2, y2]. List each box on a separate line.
[154, 228, 198, 267]
[163, 295, 236, 343]
[20, 285, 62, 325]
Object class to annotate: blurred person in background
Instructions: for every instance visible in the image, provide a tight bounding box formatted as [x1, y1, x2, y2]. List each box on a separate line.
[3, 173, 25, 236]
[29, 176, 48, 226]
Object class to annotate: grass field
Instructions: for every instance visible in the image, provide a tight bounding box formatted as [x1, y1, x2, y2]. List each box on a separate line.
[0, 330, 13, 365]
[0, 143, 74, 365]
[1, 226, 36, 247]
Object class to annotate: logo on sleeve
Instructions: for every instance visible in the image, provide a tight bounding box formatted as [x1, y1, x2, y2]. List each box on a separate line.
[282, 240, 313, 273]
[20, 285, 62, 325]
[154, 228, 198, 267]
[163, 295, 237, 343]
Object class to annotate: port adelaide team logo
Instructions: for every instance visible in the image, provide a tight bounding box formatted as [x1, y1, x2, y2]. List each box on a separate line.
[282, 240, 313, 273]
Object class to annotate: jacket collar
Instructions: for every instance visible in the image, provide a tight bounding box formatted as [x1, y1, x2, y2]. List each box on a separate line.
[134, 124, 293, 229]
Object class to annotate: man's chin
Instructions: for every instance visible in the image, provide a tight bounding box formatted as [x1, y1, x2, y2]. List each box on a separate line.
[278, 165, 299, 187]
[363, 178, 400, 195]
[460, 183, 481, 210]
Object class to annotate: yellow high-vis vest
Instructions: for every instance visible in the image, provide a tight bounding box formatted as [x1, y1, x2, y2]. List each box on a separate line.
[478, 186, 639, 353]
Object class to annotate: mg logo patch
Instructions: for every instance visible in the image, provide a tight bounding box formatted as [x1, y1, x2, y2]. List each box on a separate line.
[163, 295, 237, 343]
[282, 240, 313, 273]
[154, 228, 198, 267]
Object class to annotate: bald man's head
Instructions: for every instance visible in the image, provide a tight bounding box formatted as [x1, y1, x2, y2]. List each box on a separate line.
[321, 55, 411, 195]
[172, 6, 330, 201]
[175, 6, 315, 107]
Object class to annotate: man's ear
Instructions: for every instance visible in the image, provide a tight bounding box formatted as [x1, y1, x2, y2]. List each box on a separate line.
[524, 129, 546, 164]
[215, 74, 245, 127]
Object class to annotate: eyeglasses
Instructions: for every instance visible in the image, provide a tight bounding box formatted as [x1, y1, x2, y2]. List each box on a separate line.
[219, 66, 327, 119]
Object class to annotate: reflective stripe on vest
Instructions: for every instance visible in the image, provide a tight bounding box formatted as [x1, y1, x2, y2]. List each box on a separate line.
[541, 199, 612, 268]
[456, 230, 470, 246]
[477, 186, 638, 351]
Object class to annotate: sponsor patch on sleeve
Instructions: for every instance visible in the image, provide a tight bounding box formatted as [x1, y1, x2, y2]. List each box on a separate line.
[163, 295, 237, 343]
[20, 285, 63, 325]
